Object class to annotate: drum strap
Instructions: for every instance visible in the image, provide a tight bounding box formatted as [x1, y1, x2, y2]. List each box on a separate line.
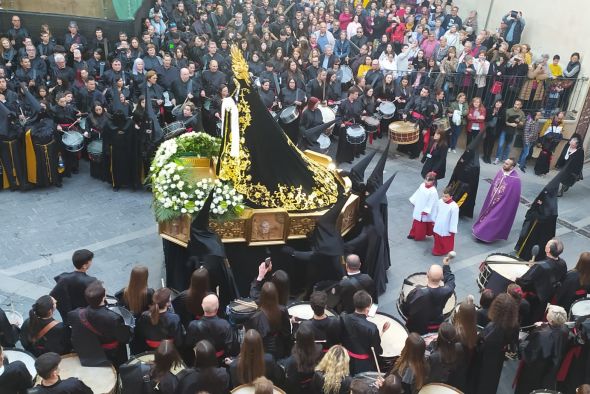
[347, 349, 370, 360]
[78, 309, 119, 350]
[34, 320, 59, 343]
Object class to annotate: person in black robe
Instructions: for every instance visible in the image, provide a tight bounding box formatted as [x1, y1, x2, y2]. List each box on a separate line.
[0, 95, 27, 191]
[514, 305, 569, 394]
[402, 86, 436, 159]
[403, 257, 456, 335]
[68, 281, 132, 367]
[49, 249, 96, 324]
[281, 321, 323, 394]
[345, 149, 377, 194]
[173, 104, 201, 133]
[446, 130, 483, 218]
[51, 94, 81, 177]
[278, 78, 306, 143]
[175, 340, 230, 394]
[340, 290, 385, 374]
[0, 308, 19, 348]
[0, 345, 33, 394]
[103, 108, 140, 191]
[421, 128, 448, 180]
[201, 60, 227, 98]
[20, 295, 71, 357]
[184, 294, 236, 366]
[131, 288, 184, 355]
[297, 97, 327, 152]
[516, 238, 567, 323]
[258, 80, 278, 110]
[554, 252, 590, 312]
[427, 323, 468, 392]
[345, 173, 396, 296]
[336, 87, 364, 163]
[555, 133, 585, 197]
[337, 254, 376, 314]
[132, 95, 159, 178]
[30, 352, 92, 393]
[308, 291, 341, 352]
[514, 166, 568, 261]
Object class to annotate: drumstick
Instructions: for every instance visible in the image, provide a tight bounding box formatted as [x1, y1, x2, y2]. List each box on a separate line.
[234, 299, 258, 308]
[161, 278, 165, 288]
[370, 347, 381, 375]
[67, 118, 81, 130]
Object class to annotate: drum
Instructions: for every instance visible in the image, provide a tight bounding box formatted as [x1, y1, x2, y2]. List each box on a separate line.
[5, 310, 24, 328]
[287, 301, 335, 321]
[87, 139, 103, 162]
[79, 117, 87, 131]
[53, 353, 117, 394]
[448, 302, 484, 330]
[397, 272, 457, 321]
[279, 105, 299, 124]
[318, 105, 336, 132]
[317, 133, 331, 150]
[340, 65, 354, 84]
[367, 312, 408, 372]
[389, 121, 419, 145]
[105, 295, 118, 306]
[529, 390, 561, 393]
[353, 371, 384, 389]
[62, 131, 84, 152]
[4, 349, 36, 380]
[124, 351, 185, 375]
[362, 116, 380, 132]
[418, 383, 463, 393]
[227, 299, 258, 325]
[108, 305, 136, 329]
[569, 298, 590, 321]
[477, 253, 529, 293]
[163, 121, 186, 138]
[232, 384, 286, 393]
[433, 117, 451, 131]
[378, 101, 396, 119]
[172, 104, 184, 119]
[346, 124, 366, 145]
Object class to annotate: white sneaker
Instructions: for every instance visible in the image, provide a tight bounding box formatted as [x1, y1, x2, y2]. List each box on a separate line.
[452, 149, 457, 153]
[493, 158, 499, 164]
[448, 148, 451, 152]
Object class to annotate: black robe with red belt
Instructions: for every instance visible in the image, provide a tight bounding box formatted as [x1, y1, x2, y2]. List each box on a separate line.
[131, 310, 184, 355]
[340, 312, 382, 374]
[185, 315, 236, 362]
[245, 308, 292, 360]
[20, 317, 71, 357]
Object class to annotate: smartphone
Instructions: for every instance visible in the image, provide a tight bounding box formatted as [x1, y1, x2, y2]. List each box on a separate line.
[264, 257, 271, 268]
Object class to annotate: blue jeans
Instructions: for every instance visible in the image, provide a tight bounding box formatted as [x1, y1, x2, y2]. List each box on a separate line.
[449, 124, 462, 149]
[518, 142, 532, 168]
[496, 130, 514, 161]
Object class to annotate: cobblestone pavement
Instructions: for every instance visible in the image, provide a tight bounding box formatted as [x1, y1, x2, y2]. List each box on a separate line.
[1, 141, 588, 393]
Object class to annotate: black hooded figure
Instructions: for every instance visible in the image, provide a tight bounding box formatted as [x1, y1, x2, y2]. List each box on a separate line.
[283, 196, 349, 294]
[347, 149, 377, 194]
[447, 130, 484, 218]
[514, 164, 569, 261]
[103, 107, 141, 191]
[345, 173, 396, 296]
[186, 191, 236, 308]
[298, 119, 339, 153]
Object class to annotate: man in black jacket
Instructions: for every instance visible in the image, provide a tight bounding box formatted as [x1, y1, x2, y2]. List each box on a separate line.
[50, 249, 97, 324]
[31, 352, 92, 393]
[338, 254, 376, 314]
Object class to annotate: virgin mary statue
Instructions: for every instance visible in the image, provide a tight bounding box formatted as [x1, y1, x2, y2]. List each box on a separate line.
[216, 47, 344, 211]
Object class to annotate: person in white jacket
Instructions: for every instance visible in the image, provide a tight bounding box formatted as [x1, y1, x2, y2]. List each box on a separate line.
[408, 172, 438, 241]
[431, 187, 459, 256]
[379, 52, 398, 76]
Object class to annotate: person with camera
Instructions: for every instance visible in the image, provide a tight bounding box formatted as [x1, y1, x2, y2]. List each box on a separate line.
[502, 11, 525, 49]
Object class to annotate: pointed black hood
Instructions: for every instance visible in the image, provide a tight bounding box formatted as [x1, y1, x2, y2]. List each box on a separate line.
[529, 161, 572, 218]
[463, 131, 485, 167]
[310, 196, 348, 256]
[188, 191, 226, 258]
[365, 173, 396, 231]
[366, 141, 391, 194]
[348, 150, 376, 193]
[303, 120, 339, 142]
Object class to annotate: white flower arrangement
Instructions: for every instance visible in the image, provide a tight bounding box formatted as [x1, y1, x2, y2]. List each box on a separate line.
[149, 132, 244, 222]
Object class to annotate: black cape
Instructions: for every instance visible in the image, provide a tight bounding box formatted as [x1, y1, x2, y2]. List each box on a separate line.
[447, 131, 483, 218]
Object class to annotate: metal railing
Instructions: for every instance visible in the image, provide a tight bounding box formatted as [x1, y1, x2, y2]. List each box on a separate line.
[395, 70, 588, 118]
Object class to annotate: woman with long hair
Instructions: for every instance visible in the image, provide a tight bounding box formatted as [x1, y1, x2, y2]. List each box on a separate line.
[281, 59, 306, 90]
[248, 52, 265, 76]
[0, 37, 16, 72]
[477, 289, 495, 327]
[311, 345, 352, 394]
[115, 265, 154, 317]
[554, 251, 590, 312]
[246, 282, 292, 359]
[131, 95, 155, 177]
[482, 99, 505, 163]
[133, 287, 184, 354]
[391, 333, 429, 393]
[507, 283, 531, 326]
[283, 321, 322, 393]
[465, 96, 486, 145]
[472, 293, 519, 394]
[85, 102, 112, 180]
[130, 58, 147, 100]
[172, 267, 210, 328]
[229, 329, 283, 388]
[427, 322, 467, 391]
[175, 339, 230, 393]
[420, 129, 448, 180]
[20, 295, 70, 356]
[453, 301, 478, 357]
[149, 339, 183, 393]
[270, 47, 286, 74]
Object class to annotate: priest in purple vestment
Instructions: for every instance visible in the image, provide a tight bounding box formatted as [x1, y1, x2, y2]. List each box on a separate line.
[472, 158, 522, 242]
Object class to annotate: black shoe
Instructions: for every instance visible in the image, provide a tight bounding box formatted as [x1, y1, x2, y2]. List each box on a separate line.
[407, 235, 415, 239]
[113, 186, 120, 192]
[520, 166, 526, 173]
[55, 183, 63, 188]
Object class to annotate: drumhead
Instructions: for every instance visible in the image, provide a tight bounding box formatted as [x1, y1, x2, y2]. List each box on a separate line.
[229, 299, 258, 314]
[570, 299, 590, 319]
[231, 384, 286, 393]
[363, 116, 380, 127]
[288, 302, 335, 321]
[487, 263, 530, 282]
[485, 253, 523, 263]
[317, 134, 331, 150]
[418, 383, 463, 393]
[367, 313, 408, 358]
[318, 105, 336, 124]
[58, 354, 117, 394]
[87, 140, 103, 155]
[399, 273, 456, 316]
[4, 310, 24, 328]
[4, 349, 36, 380]
[127, 352, 185, 375]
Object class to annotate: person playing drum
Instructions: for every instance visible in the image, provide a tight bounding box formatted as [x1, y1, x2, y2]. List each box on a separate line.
[337, 254, 376, 314]
[0, 345, 34, 393]
[402, 86, 436, 159]
[51, 92, 82, 176]
[403, 256, 456, 335]
[340, 290, 390, 374]
[31, 352, 92, 393]
[336, 87, 364, 163]
[298, 97, 325, 151]
[309, 291, 341, 352]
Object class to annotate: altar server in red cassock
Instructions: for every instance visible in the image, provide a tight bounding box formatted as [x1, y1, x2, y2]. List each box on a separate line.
[408, 172, 438, 241]
[432, 187, 459, 256]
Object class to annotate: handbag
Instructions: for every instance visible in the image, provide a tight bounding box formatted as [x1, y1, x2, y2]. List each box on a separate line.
[452, 109, 462, 126]
[490, 80, 503, 94]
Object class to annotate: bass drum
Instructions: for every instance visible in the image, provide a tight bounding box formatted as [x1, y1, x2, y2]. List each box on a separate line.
[397, 272, 457, 321]
[232, 384, 286, 394]
[419, 383, 463, 393]
[367, 312, 408, 373]
[123, 351, 185, 374]
[477, 253, 529, 294]
[569, 298, 590, 321]
[40, 353, 117, 394]
[4, 348, 36, 381]
[287, 301, 335, 321]
[318, 105, 336, 132]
